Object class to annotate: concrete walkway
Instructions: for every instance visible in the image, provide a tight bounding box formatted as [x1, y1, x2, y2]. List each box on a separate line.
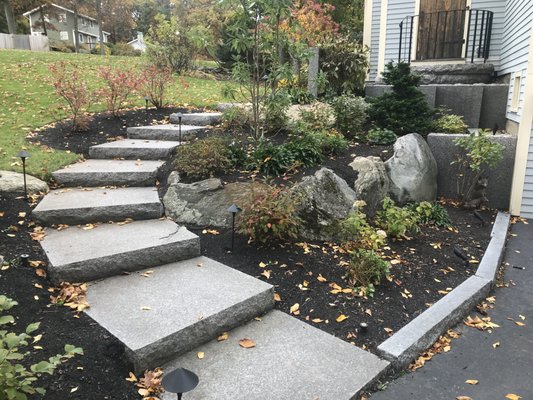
[370, 220, 533, 400]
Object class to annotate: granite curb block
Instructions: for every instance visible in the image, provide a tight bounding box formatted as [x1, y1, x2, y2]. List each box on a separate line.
[377, 211, 511, 368]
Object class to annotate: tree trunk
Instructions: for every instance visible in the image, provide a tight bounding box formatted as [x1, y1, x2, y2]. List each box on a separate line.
[95, 0, 104, 55]
[3, 0, 16, 34]
[39, 5, 48, 36]
[72, 0, 80, 53]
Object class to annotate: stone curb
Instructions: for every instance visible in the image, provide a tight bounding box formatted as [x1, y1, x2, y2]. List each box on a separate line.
[377, 211, 511, 368]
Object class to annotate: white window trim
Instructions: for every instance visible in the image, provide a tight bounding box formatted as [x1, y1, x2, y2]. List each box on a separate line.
[511, 74, 522, 113]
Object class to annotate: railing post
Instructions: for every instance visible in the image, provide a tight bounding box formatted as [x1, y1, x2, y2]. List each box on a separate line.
[478, 10, 486, 59]
[465, 9, 472, 61]
[484, 11, 493, 62]
[471, 10, 479, 63]
[408, 16, 414, 63]
[399, 20, 403, 62]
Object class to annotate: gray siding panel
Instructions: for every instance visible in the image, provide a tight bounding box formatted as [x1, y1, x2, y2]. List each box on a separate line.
[369, 1, 382, 82]
[521, 127, 533, 218]
[384, 0, 414, 66]
[471, 0, 506, 68]
[499, 0, 533, 75]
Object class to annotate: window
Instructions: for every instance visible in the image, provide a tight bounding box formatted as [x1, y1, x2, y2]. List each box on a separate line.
[90, 20, 94, 28]
[79, 33, 84, 43]
[511, 74, 522, 113]
[60, 31, 68, 41]
[58, 13, 66, 23]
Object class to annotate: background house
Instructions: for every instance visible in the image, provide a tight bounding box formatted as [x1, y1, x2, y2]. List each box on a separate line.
[363, 0, 533, 218]
[23, 3, 109, 50]
[128, 32, 146, 52]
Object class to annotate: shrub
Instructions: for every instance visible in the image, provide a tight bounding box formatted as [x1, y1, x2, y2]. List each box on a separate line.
[285, 135, 324, 168]
[453, 130, 505, 201]
[320, 34, 369, 95]
[309, 129, 348, 155]
[407, 201, 452, 228]
[49, 39, 75, 53]
[298, 101, 336, 131]
[263, 91, 291, 133]
[330, 95, 368, 137]
[98, 66, 140, 116]
[90, 42, 111, 55]
[49, 61, 92, 131]
[226, 142, 248, 168]
[433, 112, 468, 134]
[0, 295, 83, 399]
[339, 208, 387, 251]
[174, 137, 231, 180]
[251, 142, 295, 176]
[238, 184, 302, 244]
[375, 197, 420, 239]
[140, 65, 177, 109]
[111, 42, 142, 57]
[367, 127, 397, 145]
[346, 249, 390, 289]
[368, 61, 434, 136]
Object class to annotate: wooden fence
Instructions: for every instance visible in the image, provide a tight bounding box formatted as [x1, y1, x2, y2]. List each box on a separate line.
[0, 33, 49, 51]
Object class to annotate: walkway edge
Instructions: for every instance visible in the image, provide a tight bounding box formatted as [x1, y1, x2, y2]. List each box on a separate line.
[377, 211, 511, 368]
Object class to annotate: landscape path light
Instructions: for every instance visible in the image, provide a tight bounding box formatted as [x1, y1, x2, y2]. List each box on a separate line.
[16, 150, 30, 200]
[227, 203, 242, 252]
[144, 96, 150, 111]
[20, 254, 30, 268]
[175, 112, 183, 143]
[162, 367, 199, 400]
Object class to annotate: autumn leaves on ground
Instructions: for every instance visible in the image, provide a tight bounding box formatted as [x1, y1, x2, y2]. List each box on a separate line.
[0, 49, 229, 179]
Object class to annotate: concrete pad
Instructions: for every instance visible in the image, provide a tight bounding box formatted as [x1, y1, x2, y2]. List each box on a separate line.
[52, 159, 164, 187]
[378, 276, 491, 368]
[32, 187, 163, 226]
[41, 219, 200, 283]
[127, 125, 205, 141]
[161, 310, 389, 400]
[169, 112, 222, 126]
[86, 257, 275, 373]
[89, 139, 180, 160]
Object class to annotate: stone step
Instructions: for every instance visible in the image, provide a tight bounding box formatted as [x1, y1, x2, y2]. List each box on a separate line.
[32, 187, 163, 226]
[169, 112, 222, 126]
[161, 310, 390, 400]
[127, 125, 205, 141]
[52, 159, 165, 187]
[89, 139, 180, 160]
[41, 219, 200, 283]
[85, 256, 274, 372]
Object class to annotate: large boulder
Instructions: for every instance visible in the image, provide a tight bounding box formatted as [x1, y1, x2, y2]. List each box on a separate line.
[293, 168, 356, 240]
[350, 157, 390, 217]
[163, 178, 259, 227]
[385, 133, 438, 204]
[0, 170, 49, 194]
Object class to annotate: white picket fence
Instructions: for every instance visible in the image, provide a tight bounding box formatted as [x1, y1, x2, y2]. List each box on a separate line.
[0, 33, 49, 51]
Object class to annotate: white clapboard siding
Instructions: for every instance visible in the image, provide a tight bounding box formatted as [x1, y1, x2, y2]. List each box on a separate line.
[384, 0, 414, 66]
[521, 126, 533, 218]
[368, 0, 382, 82]
[471, 0, 506, 68]
[506, 70, 527, 123]
[500, 0, 533, 75]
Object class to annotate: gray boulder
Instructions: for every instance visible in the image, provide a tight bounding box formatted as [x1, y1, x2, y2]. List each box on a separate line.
[350, 157, 390, 217]
[163, 178, 259, 227]
[385, 133, 437, 204]
[293, 168, 356, 240]
[0, 170, 49, 194]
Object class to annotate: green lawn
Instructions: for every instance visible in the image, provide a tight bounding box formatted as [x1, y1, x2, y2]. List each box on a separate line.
[0, 49, 232, 180]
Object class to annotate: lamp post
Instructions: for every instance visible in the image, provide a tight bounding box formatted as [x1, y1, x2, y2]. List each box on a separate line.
[161, 367, 199, 400]
[144, 96, 150, 111]
[17, 150, 30, 200]
[227, 204, 241, 252]
[175, 112, 183, 143]
[20, 254, 30, 268]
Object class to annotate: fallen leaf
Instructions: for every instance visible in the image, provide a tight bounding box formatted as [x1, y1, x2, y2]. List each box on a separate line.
[217, 332, 229, 342]
[465, 379, 479, 385]
[456, 397, 473, 400]
[492, 341, 500, 348]
[336, 314, 348, 323]
[311, 318, 323, 323]
[505, 395, 522, 400]
[70, 387, 78, 393]
[261, 270, 271, 279]
[258, 262, 267, 268]
[290, 303, 300, 315]
[365, 309, 372, 316]
[317, 274, 327, 282]
[197, 352, 205, 359]
[125, 372, 137, 382]
[239, 338, 256, 348]
[273, 293, 281, 302]
[140, 306, 152, 311]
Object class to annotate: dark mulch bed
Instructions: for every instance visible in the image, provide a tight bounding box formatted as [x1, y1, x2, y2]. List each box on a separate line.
[4, 109, 494, 398]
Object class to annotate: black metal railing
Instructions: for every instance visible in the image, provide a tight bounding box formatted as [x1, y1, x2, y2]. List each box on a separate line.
[398, 9, 493, 63]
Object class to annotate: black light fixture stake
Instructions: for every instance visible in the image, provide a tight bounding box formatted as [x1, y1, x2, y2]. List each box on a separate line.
[359, 322, 368, 334]
[144, 96, 150, 111]
[17, 150, 30, 201]
[20, 254, 30, 268]
[162, 367, 199, 400]
[453, 245, 470, 266]
[227, 204, 241, 252]
[175, 112, 183, 144]
[473, 210, 486, 226]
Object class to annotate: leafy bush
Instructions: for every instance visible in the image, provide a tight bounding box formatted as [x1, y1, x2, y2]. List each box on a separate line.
[111, 42, 142, 57]
[320, 34, 369, 95]
[346, 249, 390, 289]
[0, 295, 83, 399]
[367, 127, 397, 145]
[238, 183, 302, 244]
[433, 113, 468, 134]
[175, 137, 231, 180]
[251, 142, 296, 176]
[453, 130, 505, 201]
[226, 142, 248, 168]
[90, 42, 111, 55]
[309, 129, 348, 155]
[98, 66, 140, 116]
[285, 135, 324, 168]
[221, 106, 253, 134]
[49, 61, 92, 131]
[407, 201, 452, 228]
[330, 95, 368, 137]
[375, 197, 420, 239]
[140, 65, 178, 109]
[49, 39, 75, 53]
[368, 61, 434, 136]
[339, 208, 387, 251]
[263, 91, 291, 133]
[298, 101, 337, 131]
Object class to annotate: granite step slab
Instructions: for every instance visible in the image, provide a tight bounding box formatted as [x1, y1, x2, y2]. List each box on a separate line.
[85, 256, 275, 373]
[89, 139, 180, 160]
[52, 159, 164, 187]
[127, 125, 205, 141]
[32, 187, 163, 226]
[161, 310, 390, 400]
[169, 112, 222, 126]
[41, 219, 200, 283]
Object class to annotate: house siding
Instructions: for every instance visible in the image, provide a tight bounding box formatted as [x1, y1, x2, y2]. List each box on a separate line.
[384, 0, 415, 67]
[521, 126, 533, 218]
[368, 0, 382, 81]
[470, 0, 506, 68]
[499, 0, 533, 75]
